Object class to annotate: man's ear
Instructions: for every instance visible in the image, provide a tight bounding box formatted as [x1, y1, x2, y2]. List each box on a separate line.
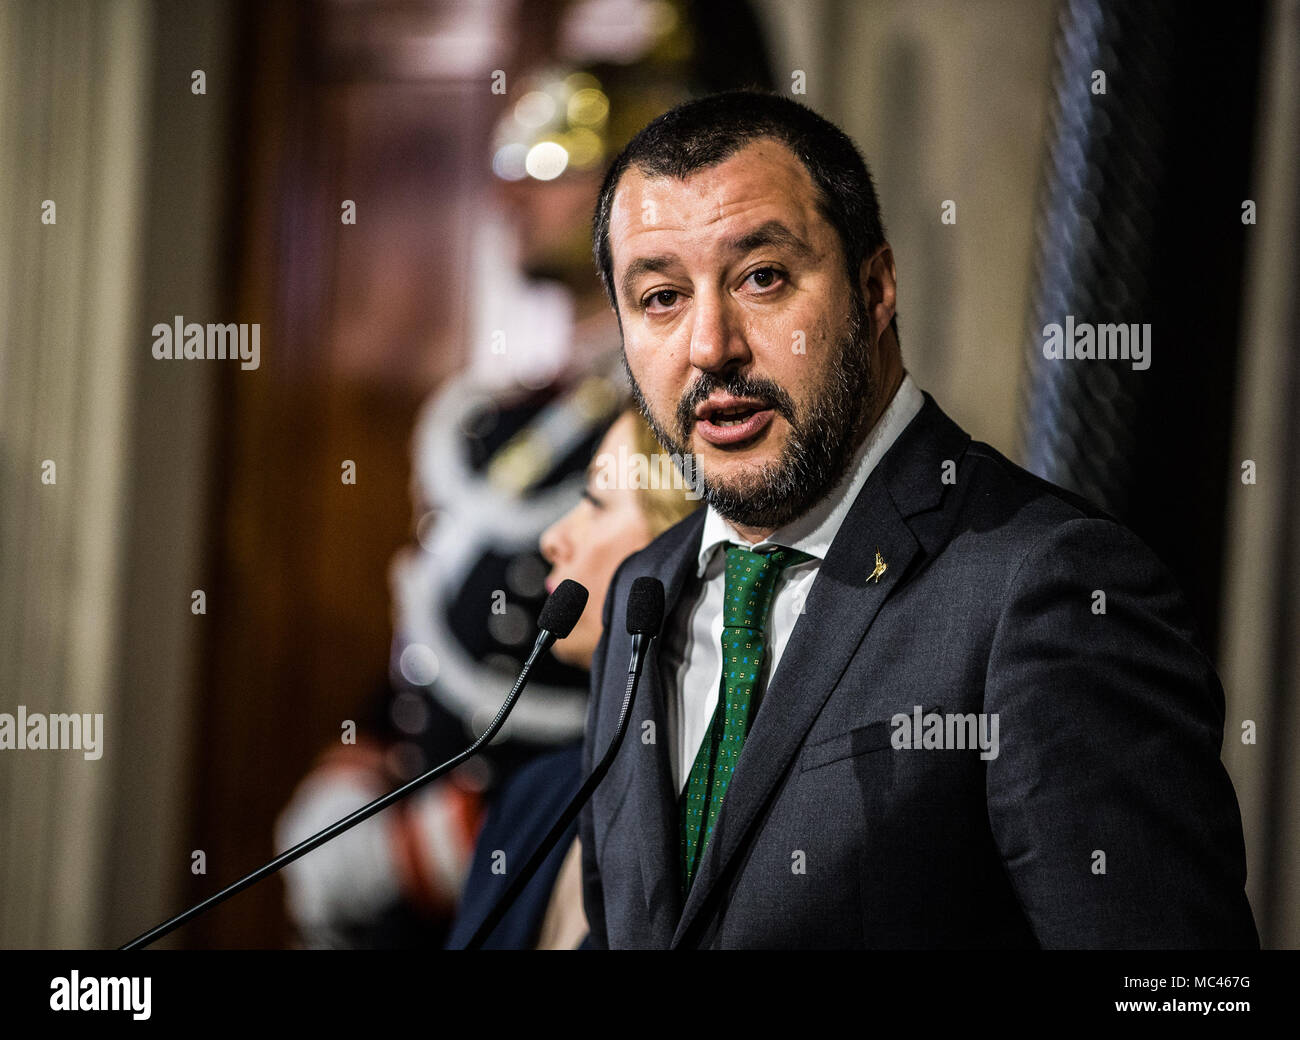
[858, 244, 897, 344]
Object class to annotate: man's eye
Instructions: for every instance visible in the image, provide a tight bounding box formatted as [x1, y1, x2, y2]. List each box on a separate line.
[644, 289, 679, 311]
[746, 267, 784, 291]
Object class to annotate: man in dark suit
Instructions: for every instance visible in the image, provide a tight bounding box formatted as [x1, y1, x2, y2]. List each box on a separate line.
[578, 91, 1258, 948]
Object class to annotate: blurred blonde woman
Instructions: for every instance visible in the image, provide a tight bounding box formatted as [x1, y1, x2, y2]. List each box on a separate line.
[445, 406, 701, 949]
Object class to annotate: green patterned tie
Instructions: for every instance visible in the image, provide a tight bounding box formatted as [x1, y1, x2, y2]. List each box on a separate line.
[679, 542, 814, 896]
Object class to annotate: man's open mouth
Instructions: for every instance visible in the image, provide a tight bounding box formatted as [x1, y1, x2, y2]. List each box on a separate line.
[711, 405, 761, 426]
[695, 397, 776, 447]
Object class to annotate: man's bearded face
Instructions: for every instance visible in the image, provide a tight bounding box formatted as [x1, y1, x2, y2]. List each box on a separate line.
[609, 139, 878, 531]
[623, 289, 873, 530]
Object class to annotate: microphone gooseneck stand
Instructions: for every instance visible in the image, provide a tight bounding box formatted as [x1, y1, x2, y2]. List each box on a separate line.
[119, 580, 590, 950]
[463, 576, 665, 950]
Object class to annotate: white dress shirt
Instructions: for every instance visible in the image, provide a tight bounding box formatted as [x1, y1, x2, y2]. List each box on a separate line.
[663, 372, 925, 794]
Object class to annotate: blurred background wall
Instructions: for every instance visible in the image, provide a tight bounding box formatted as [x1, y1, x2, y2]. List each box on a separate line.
[0, 0, 1295, 948]
[1, 0, 231, 948]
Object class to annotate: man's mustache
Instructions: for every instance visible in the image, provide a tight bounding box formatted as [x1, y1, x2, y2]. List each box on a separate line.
[675, 375, 797, 433]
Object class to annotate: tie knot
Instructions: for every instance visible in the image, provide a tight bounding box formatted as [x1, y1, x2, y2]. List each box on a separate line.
[721, 542, 813, 631]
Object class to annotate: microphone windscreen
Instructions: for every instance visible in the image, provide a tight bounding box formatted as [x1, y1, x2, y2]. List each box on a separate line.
[538, 579, 588, 638]
[626, 576, 665, 636]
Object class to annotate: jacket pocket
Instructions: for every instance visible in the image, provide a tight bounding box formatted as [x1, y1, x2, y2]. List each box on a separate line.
[799, 706, 944, 772]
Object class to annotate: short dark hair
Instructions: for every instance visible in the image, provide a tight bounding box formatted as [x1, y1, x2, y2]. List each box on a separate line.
[591, 90, 898, 343]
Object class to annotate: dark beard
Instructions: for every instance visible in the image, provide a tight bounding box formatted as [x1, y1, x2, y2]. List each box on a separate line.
[624, 292, 876, 531]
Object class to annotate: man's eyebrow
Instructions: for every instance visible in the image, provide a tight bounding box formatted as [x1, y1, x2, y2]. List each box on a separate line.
[619, 254, 680, 304]
[617, 221, 814, 304]
[722, 220, 813, 259]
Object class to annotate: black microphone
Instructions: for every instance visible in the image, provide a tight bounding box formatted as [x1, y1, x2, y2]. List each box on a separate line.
[119, 580, 588, 950]
[462, 576, 665, 949]
[536, 580, 589, 641]
[623, 573, 664, 676]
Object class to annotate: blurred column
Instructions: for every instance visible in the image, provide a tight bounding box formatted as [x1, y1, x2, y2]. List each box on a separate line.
[1016, 0, 1264, 649]
[1219, 0, 1300, 951]
[0, 0, 150, 947]
[0, 0, 234, 949]
[1017, 0, 1167, 516]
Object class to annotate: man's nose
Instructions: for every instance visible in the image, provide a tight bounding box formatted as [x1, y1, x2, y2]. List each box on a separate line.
[688, 291, 750, 374]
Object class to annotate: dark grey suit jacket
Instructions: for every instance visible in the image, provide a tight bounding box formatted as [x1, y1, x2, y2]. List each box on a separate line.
[579, 391, 1259, 949]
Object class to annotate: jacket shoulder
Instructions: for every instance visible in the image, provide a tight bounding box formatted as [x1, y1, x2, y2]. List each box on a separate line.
[935, 434, 1208, 636]
[957, 437, 1116, 531]
[897, 400, 1176, 610]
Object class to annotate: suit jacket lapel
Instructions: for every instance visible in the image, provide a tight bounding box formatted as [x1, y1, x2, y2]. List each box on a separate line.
[669, 392, 968, 948]
[625, 510, 705, 946]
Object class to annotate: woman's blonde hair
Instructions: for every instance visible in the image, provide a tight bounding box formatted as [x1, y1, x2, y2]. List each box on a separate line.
[620, 405, 703, 537]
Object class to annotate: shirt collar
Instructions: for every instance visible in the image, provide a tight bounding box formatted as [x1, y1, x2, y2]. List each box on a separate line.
[695, 371, 924, 577]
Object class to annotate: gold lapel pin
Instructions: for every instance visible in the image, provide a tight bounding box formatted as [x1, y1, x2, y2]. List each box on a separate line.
[868, 550, 888, 584]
